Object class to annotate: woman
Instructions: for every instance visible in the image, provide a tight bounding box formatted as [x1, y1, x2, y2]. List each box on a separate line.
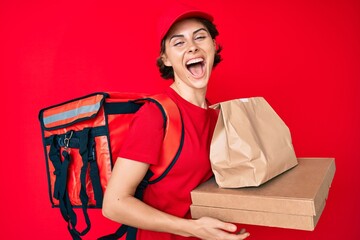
[102, 3, 250, 240]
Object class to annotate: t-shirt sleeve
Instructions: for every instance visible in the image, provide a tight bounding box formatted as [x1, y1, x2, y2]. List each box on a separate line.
[118, 101, 165, 165]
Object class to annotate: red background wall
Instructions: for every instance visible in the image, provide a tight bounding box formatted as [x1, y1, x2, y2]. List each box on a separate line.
[1, 0, 359, 239]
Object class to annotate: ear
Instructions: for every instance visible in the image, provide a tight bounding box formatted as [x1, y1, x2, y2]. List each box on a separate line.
[213, 39, 217, 50]
[161, 53, 172, 67]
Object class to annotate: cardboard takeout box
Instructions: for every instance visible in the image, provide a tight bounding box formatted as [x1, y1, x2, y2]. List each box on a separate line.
[190, 158, 335, 231]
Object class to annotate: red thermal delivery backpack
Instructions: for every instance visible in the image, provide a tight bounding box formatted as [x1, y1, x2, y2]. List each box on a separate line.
[38, 92, 184, 240]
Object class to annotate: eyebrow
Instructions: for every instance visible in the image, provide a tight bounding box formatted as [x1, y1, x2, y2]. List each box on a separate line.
[169, 28, 208, 42]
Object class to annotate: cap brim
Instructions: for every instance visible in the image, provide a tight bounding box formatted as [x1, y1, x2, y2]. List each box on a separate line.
[157, 7, 214, 46]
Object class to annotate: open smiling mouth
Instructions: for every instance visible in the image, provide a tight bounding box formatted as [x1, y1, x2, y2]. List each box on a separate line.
[186, 58, 205, 78]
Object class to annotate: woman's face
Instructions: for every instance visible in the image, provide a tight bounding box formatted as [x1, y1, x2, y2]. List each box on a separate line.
[162, 18, 216, 91]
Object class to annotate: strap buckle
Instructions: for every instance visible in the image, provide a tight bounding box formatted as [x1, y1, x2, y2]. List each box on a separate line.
[63, 131, 74, 150]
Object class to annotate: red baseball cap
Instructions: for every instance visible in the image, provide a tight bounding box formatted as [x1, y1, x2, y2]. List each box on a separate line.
[157, 2, 214, 48]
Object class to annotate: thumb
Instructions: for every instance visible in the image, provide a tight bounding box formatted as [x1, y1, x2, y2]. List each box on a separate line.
[220, 222, 237, 232]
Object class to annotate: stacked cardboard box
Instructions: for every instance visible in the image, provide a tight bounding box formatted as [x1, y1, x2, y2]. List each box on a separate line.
[191, 158, 335, 231]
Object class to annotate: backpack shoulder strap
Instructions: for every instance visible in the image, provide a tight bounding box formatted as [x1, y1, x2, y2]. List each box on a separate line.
[99, 94, 184, 240]
[143, 93, 184, 184]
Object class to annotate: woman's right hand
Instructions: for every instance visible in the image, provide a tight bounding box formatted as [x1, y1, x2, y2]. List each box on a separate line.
[189, 216, 250, 240]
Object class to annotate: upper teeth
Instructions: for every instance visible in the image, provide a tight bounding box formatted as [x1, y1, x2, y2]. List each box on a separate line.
[186, 58, 203, 65]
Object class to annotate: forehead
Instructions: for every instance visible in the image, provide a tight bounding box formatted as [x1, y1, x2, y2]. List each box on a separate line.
[166, 18, 207, 38]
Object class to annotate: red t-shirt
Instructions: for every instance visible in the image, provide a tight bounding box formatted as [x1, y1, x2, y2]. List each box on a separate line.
[119, 87, 218, 240]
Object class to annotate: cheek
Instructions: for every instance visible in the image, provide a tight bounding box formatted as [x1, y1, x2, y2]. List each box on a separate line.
[164, 45, 182, 65]
[207, 46, 216, 66]
[166, 49, 184, 64]
[205, 42, 216, 57]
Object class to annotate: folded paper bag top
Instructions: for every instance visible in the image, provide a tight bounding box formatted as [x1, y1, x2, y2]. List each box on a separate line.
[210, 97, 298, 188]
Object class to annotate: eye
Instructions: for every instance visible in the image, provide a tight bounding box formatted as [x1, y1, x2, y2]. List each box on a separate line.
[173, 41, 184, 47]
[195, 35, 206, 41]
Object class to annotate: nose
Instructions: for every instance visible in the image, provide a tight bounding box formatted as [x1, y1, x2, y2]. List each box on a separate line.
[187, 40, 198, 53]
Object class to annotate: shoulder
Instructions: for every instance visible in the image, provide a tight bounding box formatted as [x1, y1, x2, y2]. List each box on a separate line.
[138, 101, 164, 117]
[132, 101, 165, 130]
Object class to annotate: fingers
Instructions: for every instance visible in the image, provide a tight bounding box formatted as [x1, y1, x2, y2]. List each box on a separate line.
[222, 222, 237, 232]
[199, 217, 237, 232]
[237, 228, 250, 239]
[195, 217, 250, 240]
[215, 221, 250, 239]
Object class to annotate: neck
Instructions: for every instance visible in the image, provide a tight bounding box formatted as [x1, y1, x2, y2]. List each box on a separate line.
[170, 82, 207, 109]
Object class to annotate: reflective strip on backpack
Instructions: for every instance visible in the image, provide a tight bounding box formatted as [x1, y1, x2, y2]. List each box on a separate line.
[42, 94, 105, 129]
[43, 102, 101, 125]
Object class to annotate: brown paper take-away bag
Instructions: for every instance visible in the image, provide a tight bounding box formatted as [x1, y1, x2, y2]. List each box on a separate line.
[210, 97, 298, 188]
